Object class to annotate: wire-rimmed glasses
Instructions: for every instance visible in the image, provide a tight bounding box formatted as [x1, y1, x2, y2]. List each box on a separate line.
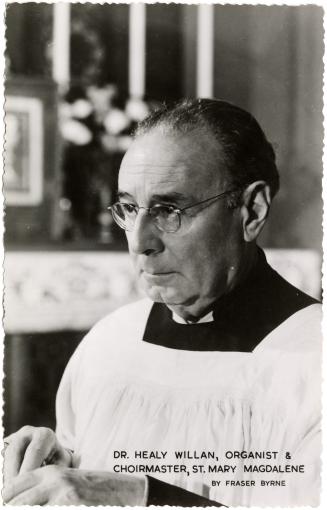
[108, 188, 239, 234]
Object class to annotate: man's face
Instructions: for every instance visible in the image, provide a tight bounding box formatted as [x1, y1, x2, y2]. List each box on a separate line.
[118, 127, 244, 315]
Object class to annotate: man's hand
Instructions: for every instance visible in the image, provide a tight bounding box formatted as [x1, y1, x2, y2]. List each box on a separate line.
[3, 426, 72, 483]
[3, 466, 147, 506]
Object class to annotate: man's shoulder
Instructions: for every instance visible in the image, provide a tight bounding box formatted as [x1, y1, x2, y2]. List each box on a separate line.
[70, 298, 154, 365]
[96, 297, 153, 327]
[286, 303, 322, 348]
[256, 302, 322, 354]
[82, 298, 154, 344]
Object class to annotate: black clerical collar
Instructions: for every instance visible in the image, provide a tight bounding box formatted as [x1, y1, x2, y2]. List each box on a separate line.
[171, 309, 214, 324]
[142, 248, 318, 352]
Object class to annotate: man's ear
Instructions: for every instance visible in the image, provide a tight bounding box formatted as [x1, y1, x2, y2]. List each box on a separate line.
[240, 181, 271, 242]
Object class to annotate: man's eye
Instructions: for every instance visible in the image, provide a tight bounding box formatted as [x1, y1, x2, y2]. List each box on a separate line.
[122, 203, 137, 214]
[154, 205, 176, 217]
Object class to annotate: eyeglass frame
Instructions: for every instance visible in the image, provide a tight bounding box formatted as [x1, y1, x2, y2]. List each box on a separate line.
[108, 187, 241, 234]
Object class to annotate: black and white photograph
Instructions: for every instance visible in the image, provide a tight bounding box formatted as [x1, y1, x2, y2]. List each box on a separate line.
[1, 1, 324, 507]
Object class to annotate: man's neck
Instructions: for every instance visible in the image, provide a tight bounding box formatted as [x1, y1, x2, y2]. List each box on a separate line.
[166, 246, 259, 322]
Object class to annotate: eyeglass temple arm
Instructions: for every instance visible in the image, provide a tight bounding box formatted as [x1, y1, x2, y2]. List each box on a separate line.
[180, 189, 239, 212]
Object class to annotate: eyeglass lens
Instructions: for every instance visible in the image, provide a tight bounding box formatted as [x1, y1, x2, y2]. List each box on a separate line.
[112, 203, 180, 233]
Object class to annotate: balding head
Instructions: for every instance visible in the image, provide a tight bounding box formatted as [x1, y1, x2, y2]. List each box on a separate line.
[135, 98, 279, 205]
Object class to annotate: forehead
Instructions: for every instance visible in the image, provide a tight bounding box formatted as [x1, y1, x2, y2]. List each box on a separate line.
[118, 128, 226, 197]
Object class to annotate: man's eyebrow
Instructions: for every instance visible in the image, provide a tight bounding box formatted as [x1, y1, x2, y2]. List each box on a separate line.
[150, 192, 191, 204]
[117, 191, 134, 201]
[116, 191, 195, 204]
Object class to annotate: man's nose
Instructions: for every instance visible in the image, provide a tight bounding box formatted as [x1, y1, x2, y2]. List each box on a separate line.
[127, 210, 164, 255]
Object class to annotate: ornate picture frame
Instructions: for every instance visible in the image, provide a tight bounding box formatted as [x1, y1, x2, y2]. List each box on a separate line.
[4, 95, 43, 205]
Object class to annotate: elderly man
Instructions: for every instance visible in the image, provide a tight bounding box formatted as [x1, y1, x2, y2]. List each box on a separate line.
[3, 99, 321, 506]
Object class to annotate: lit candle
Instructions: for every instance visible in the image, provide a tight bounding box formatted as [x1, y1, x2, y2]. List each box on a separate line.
[197, 4, 214, 98]
[52, 3, 71, 91]
[129, 3, 146, 99]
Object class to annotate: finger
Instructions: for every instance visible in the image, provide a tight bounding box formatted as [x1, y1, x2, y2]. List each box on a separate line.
[19, 428, 56, 474]
[1, 440, 9, 457]
[3, 471, 37, 502]
[4, 425, 34, 446]
[4, 436, 30, 482]
[8, 486, 49, 506]
[3, 433, 15, 443]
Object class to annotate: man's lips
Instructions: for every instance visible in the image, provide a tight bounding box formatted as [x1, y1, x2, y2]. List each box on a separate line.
[141, 269, 176, 279]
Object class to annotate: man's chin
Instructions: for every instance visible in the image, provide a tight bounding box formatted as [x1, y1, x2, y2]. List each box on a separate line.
[142, 285, 194, 307]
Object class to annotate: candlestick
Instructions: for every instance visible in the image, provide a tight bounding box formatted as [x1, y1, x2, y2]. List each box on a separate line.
[129, 3, 146, 99]
[197, 4, 214, 98]
[52, 3, 71, 91]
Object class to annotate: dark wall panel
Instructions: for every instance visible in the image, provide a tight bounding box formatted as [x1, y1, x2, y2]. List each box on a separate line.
[6, 3, 53, 77]
[4, 331, 85, 435]
[146, 4, 183, 101]
[211, 6, 323, 251]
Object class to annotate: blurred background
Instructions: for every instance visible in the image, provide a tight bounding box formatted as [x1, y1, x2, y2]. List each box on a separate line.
[3, 3, 323, 435]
